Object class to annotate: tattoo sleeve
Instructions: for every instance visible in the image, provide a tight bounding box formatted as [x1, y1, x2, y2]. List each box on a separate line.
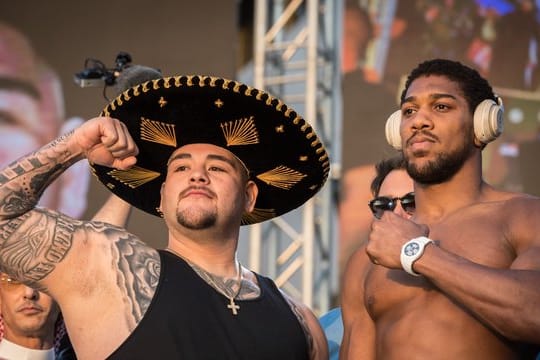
[0, 131, 82, 218]
[111, 227, 160, 329]
[283, 294, 315, 356]
[0, 209, 79, 289]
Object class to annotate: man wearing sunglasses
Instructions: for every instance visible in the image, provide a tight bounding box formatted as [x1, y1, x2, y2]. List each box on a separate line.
[333, 155, 413, 359]
[367, 155, 414, 220]
[340, 59, 540, 359]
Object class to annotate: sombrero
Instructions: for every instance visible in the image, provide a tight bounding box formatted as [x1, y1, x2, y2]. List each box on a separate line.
[90, 75, 330, 225]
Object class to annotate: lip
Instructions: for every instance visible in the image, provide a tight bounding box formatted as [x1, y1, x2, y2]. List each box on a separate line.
[180, 187, 214, 199]
[17, 306, 42, 315]
[407, 134, 436, 151]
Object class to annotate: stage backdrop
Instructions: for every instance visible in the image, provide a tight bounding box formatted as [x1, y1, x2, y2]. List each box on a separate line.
[1, 0, 238, 248]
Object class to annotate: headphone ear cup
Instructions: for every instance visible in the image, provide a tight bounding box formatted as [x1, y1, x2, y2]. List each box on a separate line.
[385, 110, 402, 150]
[473, 98, 504, 144]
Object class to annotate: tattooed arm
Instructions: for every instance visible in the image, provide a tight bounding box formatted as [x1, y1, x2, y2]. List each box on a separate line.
[281, 291, 329, 360]
[0, 116, 138, 279]
[0, 117, 150, 358]
[0, 116, 138, 220]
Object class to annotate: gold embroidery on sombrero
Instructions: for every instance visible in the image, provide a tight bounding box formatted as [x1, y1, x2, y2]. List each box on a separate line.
[106, 183, 115, 190]
[152, 79, 160, 90]
[209, 77, 218, 87]
[221, 117, 259, 146]
[275, 125, 284, 133]
[256, 166, 307, 190]
[241, 208, 276, 225]
[140, 117, 177, 147]
[284, 108, 294, 117]
[158, 97, 167, 108]
[108, 166, 161, 189]
[221, 79, 232, 90]
[275, 99, 285, 111]
[244, 86, 255, 96]
[214, 99, 224, 108]
[142, 82, 150, 93]
[133, 84, 141, 96]
[122, 89, 131, 101]
[299, 155, 308, 161]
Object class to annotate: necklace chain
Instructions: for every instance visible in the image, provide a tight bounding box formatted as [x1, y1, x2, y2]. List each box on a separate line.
[165, 248, 243, 315]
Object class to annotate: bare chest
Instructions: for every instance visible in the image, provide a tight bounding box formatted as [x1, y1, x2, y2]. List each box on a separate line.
[365, 207, 516, 319]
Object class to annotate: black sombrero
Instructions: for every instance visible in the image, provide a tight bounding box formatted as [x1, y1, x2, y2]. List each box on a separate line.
[90, 75, 330, 225]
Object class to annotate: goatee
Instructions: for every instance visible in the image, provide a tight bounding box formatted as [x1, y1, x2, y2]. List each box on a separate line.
[176, 210, 217, 230]
[406, 136, 475, 185]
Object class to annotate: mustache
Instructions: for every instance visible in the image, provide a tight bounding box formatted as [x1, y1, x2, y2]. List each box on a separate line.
[179, 186, 216, 199]
[17, 301, 44, 312]
[406, 130, 439, 146]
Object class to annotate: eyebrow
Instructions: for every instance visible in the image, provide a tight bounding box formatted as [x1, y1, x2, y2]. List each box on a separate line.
[402, 93, 458, 106]
[167, 152, 238, 169]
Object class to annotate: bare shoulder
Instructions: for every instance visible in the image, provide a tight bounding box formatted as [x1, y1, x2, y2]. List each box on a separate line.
[491, 191, 540, 228]
[67, 218, 161, 319]
[340, 245, 372, 334]
[0, 207, 160, 328]
[473, 188, 540, 221]
[280, 290, 329, 360]
[342, 245, 371, 298]
[482, 190, 540, 268]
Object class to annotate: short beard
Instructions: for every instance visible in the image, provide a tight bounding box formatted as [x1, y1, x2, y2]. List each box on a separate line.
[176, 208, 217, 230]
[406, 137, 474, 185]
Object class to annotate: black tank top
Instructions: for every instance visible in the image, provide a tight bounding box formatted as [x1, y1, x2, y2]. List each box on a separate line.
[107, 250, 309, 359]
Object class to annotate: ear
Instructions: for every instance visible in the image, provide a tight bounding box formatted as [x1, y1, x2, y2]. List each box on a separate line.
[158, 182, 165, 212]
[244, 180, 258, 213]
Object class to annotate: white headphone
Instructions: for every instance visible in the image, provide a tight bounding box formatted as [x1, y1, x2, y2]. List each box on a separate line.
[385, 97, 505, 150]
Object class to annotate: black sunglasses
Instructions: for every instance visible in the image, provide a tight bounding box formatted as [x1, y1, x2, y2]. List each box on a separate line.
[368, 192, 415, 219]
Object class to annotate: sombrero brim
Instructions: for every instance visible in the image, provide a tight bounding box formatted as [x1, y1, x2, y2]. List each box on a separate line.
[90, 75, 330, 225]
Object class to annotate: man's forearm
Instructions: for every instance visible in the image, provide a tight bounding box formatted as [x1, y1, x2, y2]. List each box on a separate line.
[0, 130, 83, 218]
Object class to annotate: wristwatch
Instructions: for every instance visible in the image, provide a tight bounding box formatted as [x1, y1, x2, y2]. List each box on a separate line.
[400, 236, 433, 276]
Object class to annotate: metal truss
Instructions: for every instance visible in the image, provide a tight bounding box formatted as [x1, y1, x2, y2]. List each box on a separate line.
[248, 0, 343, 314]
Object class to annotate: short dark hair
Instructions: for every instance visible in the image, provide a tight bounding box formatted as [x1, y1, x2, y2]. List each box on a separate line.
[400, 59, 496, 115]
[370, 155, 407, 196]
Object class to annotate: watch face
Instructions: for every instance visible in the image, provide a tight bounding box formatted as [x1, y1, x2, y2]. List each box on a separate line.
[404, 242, 420, 256]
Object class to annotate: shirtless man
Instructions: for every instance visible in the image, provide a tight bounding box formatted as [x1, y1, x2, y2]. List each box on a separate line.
[340, 58, 540, 359]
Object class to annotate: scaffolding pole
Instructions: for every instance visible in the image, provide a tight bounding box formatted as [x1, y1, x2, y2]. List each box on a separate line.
[250, 0, 342, 314]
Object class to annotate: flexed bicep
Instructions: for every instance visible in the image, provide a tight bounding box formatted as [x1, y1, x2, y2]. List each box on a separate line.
[0, 208, 81, 288]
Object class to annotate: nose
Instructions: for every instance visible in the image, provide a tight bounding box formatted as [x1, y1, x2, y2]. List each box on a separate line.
[23, 286, 39, 301]
[394, 202, 408, 219]
[189, 165, 209, 184]
[410, 108, 434, 132]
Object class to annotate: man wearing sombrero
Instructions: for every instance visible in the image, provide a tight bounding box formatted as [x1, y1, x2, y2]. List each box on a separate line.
[0, 71, 330, 359]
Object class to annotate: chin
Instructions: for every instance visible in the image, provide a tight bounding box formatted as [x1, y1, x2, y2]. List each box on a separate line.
[176, 211, 217, 229]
